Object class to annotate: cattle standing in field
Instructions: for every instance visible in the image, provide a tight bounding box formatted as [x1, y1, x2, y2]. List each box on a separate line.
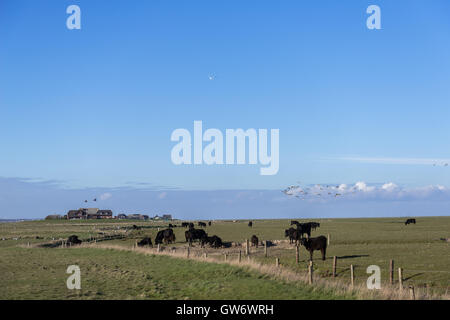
[405, 219, 416, 225]
[155, 229, 176, 245]
[188, 222, 195, 229]
[208, 221, 212, 226]
[201, 235, 223, 248]
[290, 220, 300, 226]
[300, 236, 327, 261]
[138, 237, 153, 247]
[307, 222, 320, 230]
[185, 228, 207, 245]
[296, 223, 312, 238]
[67, 235, 82, 245]
[168, 224, 174, 228]
[248, 221, 253, 227]
[285, 228, 300, 244]
[250, 235, 259, 247]
[181, 222, 189, 228]
[198, 222, 207, 227]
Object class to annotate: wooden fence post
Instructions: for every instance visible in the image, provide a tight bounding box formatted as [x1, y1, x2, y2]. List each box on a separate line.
[389, 260, 394, 285]
[157, 244, 160, 253]
[350, 264, 354, 288]
[275, 258, 279, 267]
[308, 261, 313, 284]
[332, 256, 337, 277]
[296, 245, 299, 264]
[409, 286, 415, 300]
[264, 241, 268, 257]
[187, 246, 190, 258]
[246, 239, 250, 256]
[203, 252, 207, 259]
[224, 254, 228, 261]
[238, 250, 242, 263]
[398, 268, 403, 291]
[327, 234, 330, 246]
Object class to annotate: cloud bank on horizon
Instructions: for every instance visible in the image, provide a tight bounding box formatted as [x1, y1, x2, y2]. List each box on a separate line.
[0, 177, 448, 220]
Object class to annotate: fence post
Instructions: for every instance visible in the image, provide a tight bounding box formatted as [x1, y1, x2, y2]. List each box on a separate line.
[246, 239, 250, 256]
[157, 244, 160, 253]
[187, 246, 190, 258]
[203, 252, 207, 259]
[332, 256, 337, 277]
[389, 260, 394, 285]
[327, 234, 330, 246]
[296, 245, 299, 264]
[264, 241, 268, 257]
[409, 286, 415, 300]
[224, 254, 228, 261]
[398, 268, 403, 291]
[350, 264, 354, 288]
[275, 258, 279, 267]
[308, 261, 313, 284]
[238, 250, 242, 263]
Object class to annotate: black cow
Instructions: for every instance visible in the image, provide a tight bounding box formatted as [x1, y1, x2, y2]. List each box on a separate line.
[310, 222, 320, 230]
[290, 220, 300, 226]
[250, 235, 259, 248]
[405, 219, 416, 225]
[185, 228, 207, 245]
[296, 223, 312, 238]
[300, 236, 327, 261]
[132, 225, 141, 230]
[137, 237, 153, 247]
[155, 229, 176, 245]
[285, 228, 300, 244]
[181, 222, 189, 228]
[188, 222, 195, 229]
[248, 221, 253, 227]
[201, 235, 223, 248]
[67, 235, 82, 245]
[208, 221, 212, 226]
[198, 222, 207, 227]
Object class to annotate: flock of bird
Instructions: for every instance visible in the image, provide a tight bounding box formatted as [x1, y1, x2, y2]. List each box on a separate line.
[282, 183, 360, 200]
[83, 198, 97, 203]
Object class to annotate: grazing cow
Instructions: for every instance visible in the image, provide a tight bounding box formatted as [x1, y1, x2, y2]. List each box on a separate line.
[67, 235, 82, 245]
[137, 237, 153, 247]
[185, 228, 207, 245]
[155, 229, 176, 245]
[132, 224, 141, 230]
[248, 221, 253, 227]
[188, 222, 195, 229]
[300, 236, 327, 261]
[250, 235, 259, 247]
[405, 218, 416, 225]
[290, 220, 300, 226]
[208, 221, 212, 226]
[168, 224, 174, 228]
[198, 222, 207, 227]
[201, 235, 223, 248]
[181, 222, 189, 228]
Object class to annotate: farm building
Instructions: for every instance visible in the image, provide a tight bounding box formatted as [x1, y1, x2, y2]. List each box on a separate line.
[117, 214, 128, 219]
[66, 208, 113, 220]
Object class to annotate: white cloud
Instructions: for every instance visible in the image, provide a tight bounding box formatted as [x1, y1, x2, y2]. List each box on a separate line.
[100, 193, 112, 201]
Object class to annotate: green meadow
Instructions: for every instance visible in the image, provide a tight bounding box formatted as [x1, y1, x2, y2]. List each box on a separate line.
[0, 217, 449, 299]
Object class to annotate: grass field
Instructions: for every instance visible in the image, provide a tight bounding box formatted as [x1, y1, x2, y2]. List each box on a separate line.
[1, 217, 449, 299]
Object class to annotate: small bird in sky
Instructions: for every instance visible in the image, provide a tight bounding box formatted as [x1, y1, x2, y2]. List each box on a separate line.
[84, 200, 88, 203]
[93, 198, 97, 202]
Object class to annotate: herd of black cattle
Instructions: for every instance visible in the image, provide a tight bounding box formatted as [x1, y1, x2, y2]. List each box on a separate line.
[133, 220, 332, 261]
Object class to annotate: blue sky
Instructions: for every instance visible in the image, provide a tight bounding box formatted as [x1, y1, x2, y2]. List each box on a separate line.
[1, 1, 450, 218]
